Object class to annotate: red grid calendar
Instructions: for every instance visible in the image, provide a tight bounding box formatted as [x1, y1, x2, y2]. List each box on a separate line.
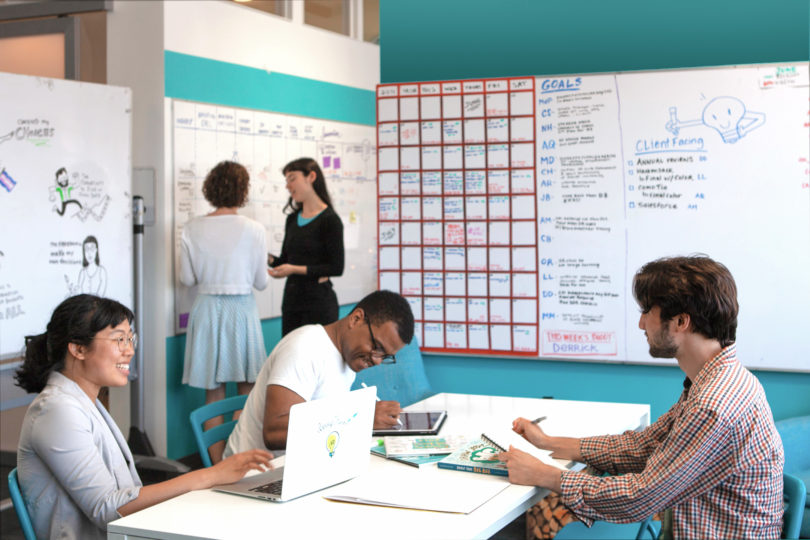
[376, 77, 539, 355]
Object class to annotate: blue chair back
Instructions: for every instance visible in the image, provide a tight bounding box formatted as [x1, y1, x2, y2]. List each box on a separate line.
[554, 515, 659, 540]
[8, 468, 37, 540]
[352, 337, 433, 407]
[189, 394, 248, 467]
[783, 473, 807, 540]
[775, 416, 810, 474]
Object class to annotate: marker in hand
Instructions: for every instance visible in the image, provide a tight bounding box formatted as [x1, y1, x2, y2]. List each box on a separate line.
[362, 382, 403, 426]
[531, 416, 547, 425]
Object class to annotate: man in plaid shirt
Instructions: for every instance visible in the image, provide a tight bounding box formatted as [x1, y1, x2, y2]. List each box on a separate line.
[500, 255, 784, 539]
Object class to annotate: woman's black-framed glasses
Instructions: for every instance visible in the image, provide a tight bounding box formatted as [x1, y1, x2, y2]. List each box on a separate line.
[365, 319, 396, 364]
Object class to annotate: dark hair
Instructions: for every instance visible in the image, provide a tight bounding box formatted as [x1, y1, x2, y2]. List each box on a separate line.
[202, 161, 250, 208]
[82, 235, 100, 267]
[353, 290, 415, 345]
[633, 255, 738, 347]
[282, 157, 332, 214]
[55, 167, 67, 178]
[15, 295, 134, 393]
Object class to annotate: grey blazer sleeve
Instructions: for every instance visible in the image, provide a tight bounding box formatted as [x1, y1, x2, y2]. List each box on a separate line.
[29, 396, 141, 530]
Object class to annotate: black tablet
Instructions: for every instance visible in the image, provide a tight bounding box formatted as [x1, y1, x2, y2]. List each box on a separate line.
[373, 410, 447, 436]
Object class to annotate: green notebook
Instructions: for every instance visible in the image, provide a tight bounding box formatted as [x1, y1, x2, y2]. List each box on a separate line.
[437, 438, 508, 477]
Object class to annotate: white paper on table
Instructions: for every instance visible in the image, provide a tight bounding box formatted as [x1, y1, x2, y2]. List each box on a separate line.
[324, 466, 509, 514]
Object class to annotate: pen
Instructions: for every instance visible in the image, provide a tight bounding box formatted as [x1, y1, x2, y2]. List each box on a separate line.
[362, 382, 403, 426]
[531, 416, 547, 424]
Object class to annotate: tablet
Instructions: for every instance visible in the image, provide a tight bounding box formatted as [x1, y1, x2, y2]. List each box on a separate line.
[373, 410, 447, 436]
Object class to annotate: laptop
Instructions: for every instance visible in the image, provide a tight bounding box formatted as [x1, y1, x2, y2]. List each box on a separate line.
[213, 385, 376, 502]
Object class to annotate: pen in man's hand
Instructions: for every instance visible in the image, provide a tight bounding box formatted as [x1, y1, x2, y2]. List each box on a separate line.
[362, 382, 403, 426]
[531, 416, 547, 425]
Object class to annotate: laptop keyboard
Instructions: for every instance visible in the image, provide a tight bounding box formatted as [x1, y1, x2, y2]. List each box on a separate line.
[250, 479, 283, 496]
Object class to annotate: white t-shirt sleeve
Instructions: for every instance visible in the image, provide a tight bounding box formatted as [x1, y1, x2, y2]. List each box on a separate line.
[267, 329, 325, 400]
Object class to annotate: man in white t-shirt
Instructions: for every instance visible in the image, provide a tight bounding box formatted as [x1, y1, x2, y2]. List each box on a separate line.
[224, 290, 414, 455]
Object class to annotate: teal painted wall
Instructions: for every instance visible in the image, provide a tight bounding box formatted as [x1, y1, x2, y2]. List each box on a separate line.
[380, 0, 809, 82]
[164, 51, 376, 126]
[377, 0, 810, 436]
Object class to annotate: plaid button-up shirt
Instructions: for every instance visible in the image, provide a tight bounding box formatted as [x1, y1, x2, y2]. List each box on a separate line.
[560, 345, 784, 539]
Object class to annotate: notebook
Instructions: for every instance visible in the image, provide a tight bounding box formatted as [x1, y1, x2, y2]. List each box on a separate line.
[212, 385, 376, 502]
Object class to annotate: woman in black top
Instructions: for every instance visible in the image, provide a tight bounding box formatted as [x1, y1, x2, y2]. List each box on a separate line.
[268, 158, 344, 336]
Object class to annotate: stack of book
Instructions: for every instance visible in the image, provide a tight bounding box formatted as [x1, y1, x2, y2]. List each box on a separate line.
[370, 435, 468, 468]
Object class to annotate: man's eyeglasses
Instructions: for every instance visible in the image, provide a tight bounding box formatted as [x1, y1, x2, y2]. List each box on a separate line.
[365, 319, 396, 365]
[98, 333, 138, 352]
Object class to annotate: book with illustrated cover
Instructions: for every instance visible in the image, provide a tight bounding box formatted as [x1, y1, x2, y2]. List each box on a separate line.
[383, 434, 468, 457]
[370, 446, 445, 468]
[437, 437, 509, 477]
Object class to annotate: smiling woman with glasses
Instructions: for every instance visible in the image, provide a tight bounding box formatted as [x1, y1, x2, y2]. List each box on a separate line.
[14, 294, 272, 540]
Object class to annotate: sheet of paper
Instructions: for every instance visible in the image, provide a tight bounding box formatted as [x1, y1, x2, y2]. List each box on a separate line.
[466, 222, 487, 245]
[400, 172, 420, 195]
[422, 197, 442, 220]
[446, 323, 467, 348]
[513, 273, 537, 297]
[420, 96, 441, 119]
[378, 98, 398, 122]
[482, 427, 565, 470]
[464, 118, 485, 143]
[444, 197, 464, 220]
[489, 273, 510, 297]
[512, 221, 536, 245]
[379, 247, 399, 270]
[421, 120, 442, 144]
[513, 299, 538, 324]
[324, 464, 510, 514]
[379, 197, 399, 220]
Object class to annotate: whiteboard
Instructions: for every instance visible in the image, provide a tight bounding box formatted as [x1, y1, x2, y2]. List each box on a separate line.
[172, 100, 377, 333]
[376, 63, 810, 372]
[0, 72, 133, 360]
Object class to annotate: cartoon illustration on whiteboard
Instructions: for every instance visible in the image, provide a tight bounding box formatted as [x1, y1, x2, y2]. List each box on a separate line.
[76, 235, 107, 295]
[51, 167, 83, 216]
[0, 167, 17, 193]
[48, 167, 111, 221]
[665, 96, 765, 143]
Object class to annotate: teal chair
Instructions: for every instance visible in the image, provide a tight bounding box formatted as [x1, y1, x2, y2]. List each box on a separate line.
[8, 468, 36, 540]
[784, 473, 807, 540]
[189, 394, 248, 467]
[352, 337, 433, 407]
[554, 515, 659, 540]
[776, 415, 810, 539]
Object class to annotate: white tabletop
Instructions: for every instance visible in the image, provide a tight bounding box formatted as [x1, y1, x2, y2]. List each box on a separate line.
[108, 393, 649, 540]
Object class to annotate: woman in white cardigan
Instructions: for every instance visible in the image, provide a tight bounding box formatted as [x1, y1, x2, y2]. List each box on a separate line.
[15, 294, 272, 540]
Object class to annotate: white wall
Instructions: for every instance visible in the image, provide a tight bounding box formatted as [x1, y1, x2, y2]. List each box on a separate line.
[164, 1, 380, 91]
[106, 0, 379, 456]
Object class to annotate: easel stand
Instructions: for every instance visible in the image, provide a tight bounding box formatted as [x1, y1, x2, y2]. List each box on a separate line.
[129, 196, 189, 480]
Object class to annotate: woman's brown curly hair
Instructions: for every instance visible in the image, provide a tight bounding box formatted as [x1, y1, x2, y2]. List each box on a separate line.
[202, 161, 250, 208]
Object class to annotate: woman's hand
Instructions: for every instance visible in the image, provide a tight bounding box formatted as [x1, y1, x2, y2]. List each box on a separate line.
[268, 264, 305, 278]
[512, 417, 551, 449]
[208, 449, 274, 486]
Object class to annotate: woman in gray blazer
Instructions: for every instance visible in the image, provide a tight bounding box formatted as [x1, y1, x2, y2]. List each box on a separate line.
[15, 294, 273, 540]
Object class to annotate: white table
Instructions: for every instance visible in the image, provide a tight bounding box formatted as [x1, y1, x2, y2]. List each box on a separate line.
[108, 393, 649, 540]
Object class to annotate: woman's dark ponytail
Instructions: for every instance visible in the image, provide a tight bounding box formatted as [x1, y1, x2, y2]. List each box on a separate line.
[15, 333, 58, 393]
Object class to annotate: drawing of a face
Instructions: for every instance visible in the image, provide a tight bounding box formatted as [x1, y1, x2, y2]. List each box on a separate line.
[702, 97, 745, 143]
[56, 168, 69, 187]
[83, 236, 99, 266]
